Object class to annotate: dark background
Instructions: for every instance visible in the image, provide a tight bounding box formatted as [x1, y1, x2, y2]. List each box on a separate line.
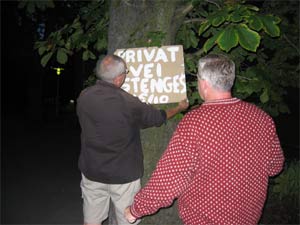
[1, 2, 84, 223]
[1, 1, 299, 224]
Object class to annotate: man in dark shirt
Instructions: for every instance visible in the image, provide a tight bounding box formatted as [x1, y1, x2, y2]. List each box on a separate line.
[77, 54, 188, 225]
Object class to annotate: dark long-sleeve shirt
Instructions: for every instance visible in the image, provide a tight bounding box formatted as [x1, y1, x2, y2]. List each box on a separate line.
[77, 80, 166, 184]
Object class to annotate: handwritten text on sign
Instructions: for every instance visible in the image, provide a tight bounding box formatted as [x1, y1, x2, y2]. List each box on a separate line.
[115, 45, 187, 104]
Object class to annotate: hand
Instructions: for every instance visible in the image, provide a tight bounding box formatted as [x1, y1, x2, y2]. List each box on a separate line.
[124, 206, 137, 224]
[178, 99, 189, 111]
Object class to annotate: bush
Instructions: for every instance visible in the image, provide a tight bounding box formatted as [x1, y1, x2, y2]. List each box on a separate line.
[260, 160, 300, 224]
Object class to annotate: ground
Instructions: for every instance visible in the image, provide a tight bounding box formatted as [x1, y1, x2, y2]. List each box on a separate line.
[2, 114, 83, 224]
[2, 109, 299, 224]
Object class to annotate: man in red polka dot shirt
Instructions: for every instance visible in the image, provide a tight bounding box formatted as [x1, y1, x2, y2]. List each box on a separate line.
[125, 54, 285, 225]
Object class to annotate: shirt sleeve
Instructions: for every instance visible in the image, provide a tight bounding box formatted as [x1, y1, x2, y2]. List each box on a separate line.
[130, 116, 198, 218]
[128, 94, 167, 128]
[267, 122, 285, 177]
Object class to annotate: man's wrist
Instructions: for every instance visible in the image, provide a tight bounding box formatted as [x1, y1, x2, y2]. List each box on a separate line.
[130, 205, 140, 219]
[176, 105, 182, 113]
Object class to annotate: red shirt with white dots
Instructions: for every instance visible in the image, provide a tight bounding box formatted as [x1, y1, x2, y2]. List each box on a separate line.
[130, 98, 284, 225]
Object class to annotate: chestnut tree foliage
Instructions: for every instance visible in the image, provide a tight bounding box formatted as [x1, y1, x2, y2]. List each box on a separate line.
[20, 0, 299, 116]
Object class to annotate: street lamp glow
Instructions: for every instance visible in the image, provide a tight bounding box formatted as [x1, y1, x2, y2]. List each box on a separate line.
[52, 67, 64, 76]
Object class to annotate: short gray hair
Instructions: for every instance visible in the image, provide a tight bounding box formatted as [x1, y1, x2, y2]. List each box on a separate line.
[95, 55, 126, 83]
[197, 54, 235, 91]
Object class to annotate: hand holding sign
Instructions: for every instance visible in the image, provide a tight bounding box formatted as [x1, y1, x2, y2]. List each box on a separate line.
[115, 45, 187, 104]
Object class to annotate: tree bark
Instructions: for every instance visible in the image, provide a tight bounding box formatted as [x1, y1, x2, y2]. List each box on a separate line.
[108, 0, 192, 53]
[106, 1, 192, 224]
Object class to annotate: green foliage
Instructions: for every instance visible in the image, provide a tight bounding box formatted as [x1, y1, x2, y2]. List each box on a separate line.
[83, 73, 97, 88]
[18, 0, 54, 14]
[32, 0, 108, 67]
[179, 0, 298, 116]
[260, 159, 300, 224]
[21, 0, 299, 117]
[270, 160, 300, 202]
[196, 3, 279, 53]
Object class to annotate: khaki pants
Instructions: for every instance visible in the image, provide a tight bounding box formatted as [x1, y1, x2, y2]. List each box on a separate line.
[80, 174, 141, 225]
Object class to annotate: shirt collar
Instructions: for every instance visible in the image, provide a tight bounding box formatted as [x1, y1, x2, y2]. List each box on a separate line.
[96, 79, 117, 89]
[202, 97, 240, 106]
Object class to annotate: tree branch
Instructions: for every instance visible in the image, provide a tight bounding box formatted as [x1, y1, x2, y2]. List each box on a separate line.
[205, 0, 221, 9]
[283, 34, 300, 54]
[175, 2, 194, 20]
[186, 48, 205, 58]
[183, 18, 206, 24]
[236, 75, 254, 81]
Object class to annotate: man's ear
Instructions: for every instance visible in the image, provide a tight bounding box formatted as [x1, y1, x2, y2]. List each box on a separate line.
[198, 79, 206, 91]
[201, 79, 210, 91]
[113, 74, 124, 87]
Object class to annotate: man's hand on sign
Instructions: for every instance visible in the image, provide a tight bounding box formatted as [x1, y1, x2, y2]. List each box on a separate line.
[178, 99, 189, 112]
[165, 99, 189, 120]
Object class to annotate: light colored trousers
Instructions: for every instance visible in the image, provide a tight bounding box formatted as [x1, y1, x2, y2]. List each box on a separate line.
[81, 174, 141, 225]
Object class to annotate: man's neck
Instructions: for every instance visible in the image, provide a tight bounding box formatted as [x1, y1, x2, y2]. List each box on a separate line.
[205, 91, 232, 102]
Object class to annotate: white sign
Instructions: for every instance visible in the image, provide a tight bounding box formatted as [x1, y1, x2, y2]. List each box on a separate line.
[115, 45, 187, 104]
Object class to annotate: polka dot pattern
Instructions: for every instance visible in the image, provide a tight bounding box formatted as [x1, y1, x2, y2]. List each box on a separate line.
[131, 98, 284, 225]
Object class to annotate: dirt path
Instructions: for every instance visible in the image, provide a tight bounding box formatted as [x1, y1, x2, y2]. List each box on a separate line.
[2, 114, 83, 224]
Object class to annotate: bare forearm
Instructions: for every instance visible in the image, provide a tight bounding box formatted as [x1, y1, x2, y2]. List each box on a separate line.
[165, 99, 189, 119]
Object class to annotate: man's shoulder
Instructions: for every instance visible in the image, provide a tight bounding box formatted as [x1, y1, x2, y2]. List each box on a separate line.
[238, 100, 275, 127]
[78, 84, 98, 98]
[118, 89, 144, 105]
[240, 100, 271, 116]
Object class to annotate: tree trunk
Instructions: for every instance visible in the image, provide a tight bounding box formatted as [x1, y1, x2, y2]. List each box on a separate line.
[107, 1, 192, 224]
[108, 0, 191, 54]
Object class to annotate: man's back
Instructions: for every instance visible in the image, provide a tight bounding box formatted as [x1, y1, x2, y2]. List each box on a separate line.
[77, 80, 166, 184]
[178, 98, 284, 224]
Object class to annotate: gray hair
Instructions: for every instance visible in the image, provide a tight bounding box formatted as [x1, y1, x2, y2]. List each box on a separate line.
[95, 55, 126, 83]
[197, 54, 235, 91]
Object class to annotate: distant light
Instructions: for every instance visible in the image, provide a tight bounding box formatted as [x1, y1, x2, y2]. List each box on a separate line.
[70, 99, 75, 104]
[51, 67, 64, 76]
[37, 23, 45, 40]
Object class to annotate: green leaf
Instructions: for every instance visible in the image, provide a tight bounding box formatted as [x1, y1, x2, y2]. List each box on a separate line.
[82, 50, 89, 61]
[95, 39, 106, 51]
[38, 46, 46, 56]
[217, 27, 238, 52]
[236, 24, 261, 52]
[261, 15, 281, 37]
[70, 29, 84, 43]
[211, 15, 225, 27]
[199, 10, 208, 17]
[230, 11, 243, 23]
[248, 15, 263, 31]
[278, 103, 290, 113]
[203, 31, 221, 53]
[27, 2, 35, 14]
[246, 5, 259, 12]
[198, 21, 211, 36]
[41, 52, 53, 67]
[57, 48, 68, 64]
[272, 16, 281, 24]
[190, 32, 199, 48]
[65, 40, 71, 50]
[89, 51, 96, 60]
[260, 88, 269, 103]
[34, 41, 45, 49]
[81, 42, 88, 49]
